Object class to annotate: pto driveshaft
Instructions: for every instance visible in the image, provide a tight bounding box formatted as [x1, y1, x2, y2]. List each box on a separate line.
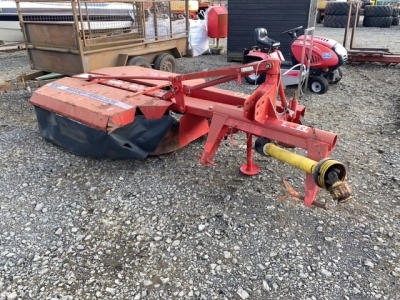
[255, 138, 353, 204]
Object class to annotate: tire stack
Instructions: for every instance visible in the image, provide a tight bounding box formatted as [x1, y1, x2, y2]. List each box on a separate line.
[392, 7, 399, 26]
[323, 2, 359, 28]
[363, 5, 393, 28]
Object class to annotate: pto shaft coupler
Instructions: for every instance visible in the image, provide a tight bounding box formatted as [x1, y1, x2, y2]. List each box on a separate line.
[255, 137, 353, 204]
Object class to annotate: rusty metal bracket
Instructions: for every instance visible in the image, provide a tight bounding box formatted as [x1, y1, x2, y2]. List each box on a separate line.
[0, 42, 26, 52]
[343, 1, 400, 65]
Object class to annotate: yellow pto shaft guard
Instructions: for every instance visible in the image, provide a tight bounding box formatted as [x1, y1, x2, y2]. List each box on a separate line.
[255, 138, 353, 204]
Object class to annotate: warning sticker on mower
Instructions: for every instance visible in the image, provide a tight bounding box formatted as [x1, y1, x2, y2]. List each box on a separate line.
[282, 121, 309, 133]
[241, 66, 254, 73]
[322, 53, 331, 59]
[47, 83, 134, 110]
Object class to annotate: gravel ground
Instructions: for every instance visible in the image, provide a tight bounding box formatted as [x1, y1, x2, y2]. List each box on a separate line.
[0, 24, 399, 300]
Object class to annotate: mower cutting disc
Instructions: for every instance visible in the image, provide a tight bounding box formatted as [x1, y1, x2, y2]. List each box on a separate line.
[149, 122, 181, 155]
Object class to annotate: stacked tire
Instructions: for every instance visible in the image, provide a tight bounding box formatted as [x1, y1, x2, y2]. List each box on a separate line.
[392, 7, 399, 26]
[363, 5, 393, 28]
[323, 2, 359, 28]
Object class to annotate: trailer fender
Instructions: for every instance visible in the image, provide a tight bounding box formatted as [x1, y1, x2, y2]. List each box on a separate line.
[116, 54, 129, 66]
[170, 47, 181, 58]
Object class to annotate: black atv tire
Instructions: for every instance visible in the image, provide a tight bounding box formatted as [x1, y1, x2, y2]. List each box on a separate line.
[323, 15, 358, 28]
[364, 5, 393, 17]
[392, 16, 399, 26]
[363, 16, 393, 28]
[244, 59, 267, 85]
[309, 76, 329, 94]
[325, 2, 357, 16]
[392, 7, 399, 18]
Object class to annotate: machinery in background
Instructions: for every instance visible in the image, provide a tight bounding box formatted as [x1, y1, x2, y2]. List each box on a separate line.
[243, 26, 347, 94]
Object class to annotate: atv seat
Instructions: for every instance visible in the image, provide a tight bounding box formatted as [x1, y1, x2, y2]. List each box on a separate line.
[254, 28, 280, 50]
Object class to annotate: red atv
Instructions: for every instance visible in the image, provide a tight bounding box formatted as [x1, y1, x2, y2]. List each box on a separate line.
[243, 26, 348, 94]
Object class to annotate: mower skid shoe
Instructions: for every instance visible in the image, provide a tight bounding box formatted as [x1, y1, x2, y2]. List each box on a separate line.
[179, 114, 210, 148]
[150, 114, 210, 156]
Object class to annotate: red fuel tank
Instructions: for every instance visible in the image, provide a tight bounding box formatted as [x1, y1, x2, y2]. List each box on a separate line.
[207, 6, 228, 39]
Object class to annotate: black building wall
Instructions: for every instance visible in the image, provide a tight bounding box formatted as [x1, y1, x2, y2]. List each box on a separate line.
[227, 0, 312, 61]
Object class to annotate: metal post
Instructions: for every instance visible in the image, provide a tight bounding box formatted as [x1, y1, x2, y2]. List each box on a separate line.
[77, 0, 87, 47]
[15, 0, 34, 69]
[84, 3, 92, 39]
[343, 0, 353, 48]
[140, 3, 146, 41]
[305, 27, 315, 94]
[169, 2, 173, 39]
[308, 0, 318, 28]
[71, 0, 86, 72]
[185, 0, 189, 56]
[297, 27, 315, 98]
[153, 2, 158, 40]
[350, 1, 361, 50]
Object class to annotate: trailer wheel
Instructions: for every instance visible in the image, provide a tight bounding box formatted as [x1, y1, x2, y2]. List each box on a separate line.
[127, 56, 152, 68]
[154, 53, 177, 72]
[309, 76, 329, 94]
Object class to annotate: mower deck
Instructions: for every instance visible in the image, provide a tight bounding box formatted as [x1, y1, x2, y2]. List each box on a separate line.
[30, 67, 203, 158]
[30, 66, 261, 159]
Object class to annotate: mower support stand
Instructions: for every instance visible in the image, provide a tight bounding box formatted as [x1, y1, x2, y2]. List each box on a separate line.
[240, 134, 260, 176]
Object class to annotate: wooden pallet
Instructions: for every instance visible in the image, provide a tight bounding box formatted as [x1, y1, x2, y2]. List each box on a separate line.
[0, 71, 60, 94]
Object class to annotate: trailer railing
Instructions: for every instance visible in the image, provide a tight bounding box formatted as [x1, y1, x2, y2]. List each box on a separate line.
[16, 0, 190, 74]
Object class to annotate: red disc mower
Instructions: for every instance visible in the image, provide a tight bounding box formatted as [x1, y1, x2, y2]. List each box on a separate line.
[29, 57, 353, 207]
[243, 26, 348, 94]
